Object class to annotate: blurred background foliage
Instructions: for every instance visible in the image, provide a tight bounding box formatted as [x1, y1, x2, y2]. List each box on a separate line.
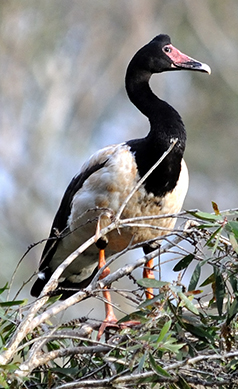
[0, 0, 238, 310]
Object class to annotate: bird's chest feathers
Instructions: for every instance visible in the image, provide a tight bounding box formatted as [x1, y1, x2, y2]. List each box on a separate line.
[68, 146, 188, 252]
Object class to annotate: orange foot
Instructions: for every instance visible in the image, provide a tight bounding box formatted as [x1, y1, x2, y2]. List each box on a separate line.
[97, 317, 142, 340]
[97, 310, 118, 341]
[97, 289, 141, 340]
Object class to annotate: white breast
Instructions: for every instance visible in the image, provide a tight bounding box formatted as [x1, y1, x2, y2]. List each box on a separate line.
[50, 144, 189, 282]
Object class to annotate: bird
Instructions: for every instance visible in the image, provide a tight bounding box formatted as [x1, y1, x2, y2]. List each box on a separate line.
[31, 34, 210, 337]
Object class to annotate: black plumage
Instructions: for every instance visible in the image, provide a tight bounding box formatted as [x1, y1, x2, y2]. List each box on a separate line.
[31, 35, 210, 327]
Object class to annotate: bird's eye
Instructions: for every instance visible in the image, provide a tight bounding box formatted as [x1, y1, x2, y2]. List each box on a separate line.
[163, 46, 172, 54]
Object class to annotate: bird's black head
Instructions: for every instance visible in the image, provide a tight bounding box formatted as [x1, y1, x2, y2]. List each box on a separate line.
[131, 34, 211, 75]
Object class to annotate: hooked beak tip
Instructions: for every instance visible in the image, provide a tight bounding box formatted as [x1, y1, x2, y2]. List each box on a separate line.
[199, 62, 211, 75]
[172, 61, 211, 75]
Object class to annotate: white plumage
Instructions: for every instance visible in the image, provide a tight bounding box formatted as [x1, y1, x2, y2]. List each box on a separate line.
[46, 143, 188, 283]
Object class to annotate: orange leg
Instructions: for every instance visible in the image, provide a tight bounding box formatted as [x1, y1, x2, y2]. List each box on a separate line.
[96, 248, 142, 340]
[97, 249, 118, 340]
[143, 258, 155, 299]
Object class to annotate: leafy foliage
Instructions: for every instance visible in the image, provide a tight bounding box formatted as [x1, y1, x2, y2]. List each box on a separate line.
[1, 206, 238, 388]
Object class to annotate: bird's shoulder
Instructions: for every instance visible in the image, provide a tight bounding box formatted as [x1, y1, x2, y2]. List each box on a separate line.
[38, 142, 134, 267]
[56, 142, 130, 219]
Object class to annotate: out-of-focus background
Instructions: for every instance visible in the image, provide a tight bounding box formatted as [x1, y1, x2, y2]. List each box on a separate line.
[1, 1, 237, 317]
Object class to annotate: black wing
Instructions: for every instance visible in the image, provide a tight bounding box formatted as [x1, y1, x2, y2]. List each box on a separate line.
[30, 160, 107, 297]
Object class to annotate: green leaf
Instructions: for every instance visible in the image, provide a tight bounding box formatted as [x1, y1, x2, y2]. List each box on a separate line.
[178, 375, 192, 389]
[0, 284, 9, 295]
[200, 273, 215, 287]
[137, 279, 169, 288]
[0, 375, 9, 389]
[229, 233, 238, 254]
[137, 352, 147, 372]
[226, 298, 238, 325]
[214, 269, 225, 316]
[229, 275, 238, 294]
[183, 323, 214, 342]
[47, 341, 61, 351]
[173, 254, 194, 272]
[140, 333, 159, 343]
[157, 319, 172, 343]
[187, 210, 222, 222]
[169, 284, 184, 294]
[188, 262, 201, 291]
[1, 322, 17, 336]
[51, 366, 80, 376]
[0, 300, 26, 307]
[149, 353, 171, 377]
[46, 294, 62, 305]
[225, 221, 238, 253]
[0, 364, 20, 372]
[197, 223, 221, 229]
[139, 293, 164, 308]
[118, 310, 148, 324]
[226, 221, 238, 240]
[205, 225, 223, 253]
[178, 292, 199, 315]
[162, 339, 186, 353]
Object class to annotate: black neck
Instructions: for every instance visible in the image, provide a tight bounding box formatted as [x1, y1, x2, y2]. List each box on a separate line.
[125, 66, 186, 144]
[125, 64, 186, 197]
[125, 68, 158, 117]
